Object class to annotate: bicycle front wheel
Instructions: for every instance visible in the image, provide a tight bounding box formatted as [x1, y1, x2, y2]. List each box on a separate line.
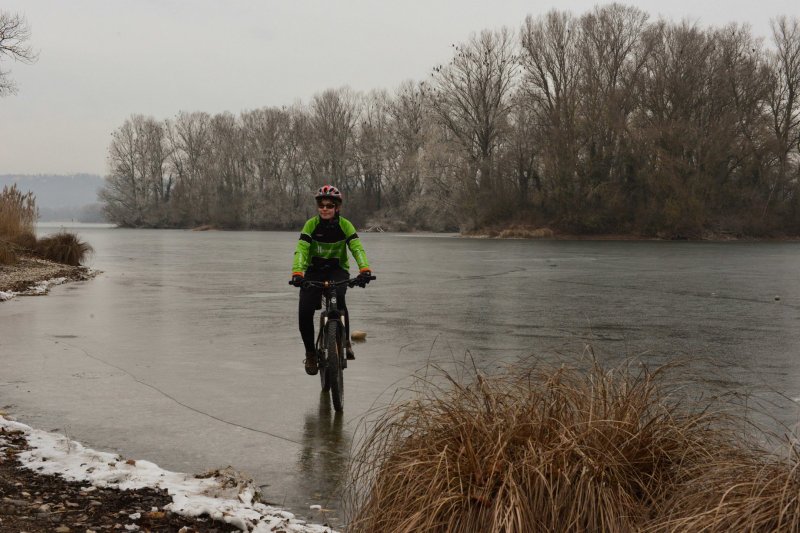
[320, 362, 330, 392]
[325, 320, 344, 411]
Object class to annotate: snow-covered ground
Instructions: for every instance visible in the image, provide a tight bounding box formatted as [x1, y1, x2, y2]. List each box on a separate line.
[0, 415, 337, 532]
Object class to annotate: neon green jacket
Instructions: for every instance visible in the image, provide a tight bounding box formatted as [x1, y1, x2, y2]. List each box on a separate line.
[292, 214, 370, 274]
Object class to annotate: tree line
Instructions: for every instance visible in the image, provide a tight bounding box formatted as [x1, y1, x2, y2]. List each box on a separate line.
[101, 4, 800, 237]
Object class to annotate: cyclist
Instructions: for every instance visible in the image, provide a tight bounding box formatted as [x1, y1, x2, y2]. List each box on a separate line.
[290, 185, 372, 375]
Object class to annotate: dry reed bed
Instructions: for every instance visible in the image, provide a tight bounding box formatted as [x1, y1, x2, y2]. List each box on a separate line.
[2, 184, 93, 267]
[346, 360, 800, 532]
[0, 184, 37, 239]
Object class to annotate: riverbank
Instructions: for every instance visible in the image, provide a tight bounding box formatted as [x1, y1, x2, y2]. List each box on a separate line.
[0, 416, 335, 532]
[463, 223, 800, 241]
[0, 255, 96, 299]
[0, 423, 232, 532]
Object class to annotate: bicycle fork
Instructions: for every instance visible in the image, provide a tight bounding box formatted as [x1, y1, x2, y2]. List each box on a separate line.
[315, 311, 347, 370]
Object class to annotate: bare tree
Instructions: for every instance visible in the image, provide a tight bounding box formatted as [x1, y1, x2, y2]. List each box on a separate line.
[102, 120, 140, 226]
[711, 24, 772, 208]
[430, 28, 517, 193]
[0, 11, 37, 96]
[766, 16, 800, 215]
[636, 22, 717, 233]
[240, 107, 294, 226]
[102, 116, 169, 226]
[307, 87, 360, 194]
[241, 107, 289, 195]
[166, 111, 213, 225]
[387, 80, 428, 202]
[355, 90, 391, 210]
[769, 17, 800, 159]
[503, 92, 540, 207]
[577, 3, 651, 227]
[207, 112, 248, 228]
[284, 105, 313, 212]
[520, 10, 582, 214]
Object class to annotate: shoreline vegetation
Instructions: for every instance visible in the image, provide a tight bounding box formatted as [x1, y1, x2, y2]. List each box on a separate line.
[185, 222, 800, 241]
[1, 184, 96, 297]
[347, 359, 800, 532]
[462, 224, 800, 241]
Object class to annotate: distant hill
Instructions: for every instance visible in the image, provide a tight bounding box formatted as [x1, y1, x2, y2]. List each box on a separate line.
[0, 174, 106, 222]
[0, 174, 104, 208]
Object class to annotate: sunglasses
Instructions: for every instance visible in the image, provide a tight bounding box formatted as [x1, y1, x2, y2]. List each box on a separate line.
[318, 203, 336, 209]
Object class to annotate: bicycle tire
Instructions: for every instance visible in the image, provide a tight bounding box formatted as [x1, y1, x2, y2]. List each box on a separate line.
[317, 316, 330, 392]
[325, 320, 344, 411]
[320, 348, 330, 392]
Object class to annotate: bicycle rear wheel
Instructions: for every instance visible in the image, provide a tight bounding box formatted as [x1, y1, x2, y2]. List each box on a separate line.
[325, 320, 344, 411]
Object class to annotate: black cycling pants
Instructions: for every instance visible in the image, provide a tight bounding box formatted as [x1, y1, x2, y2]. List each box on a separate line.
[298, 268, 350, 354]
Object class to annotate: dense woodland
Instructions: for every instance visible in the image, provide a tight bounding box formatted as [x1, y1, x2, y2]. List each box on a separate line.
[100, 5, 800, 237]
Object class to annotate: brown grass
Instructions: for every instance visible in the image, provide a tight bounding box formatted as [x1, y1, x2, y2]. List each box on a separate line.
[11, 230, 38, 252]
[0, 240, 17, 265]
[646, 451, 800, 531]
[345, 359, 793, 532]
[0, 184, 38, 240]
[0, 185, 93, 267]
[35, 232, 93, 266]
[497, 225, 555, 239]
[0, 185, 38, 266]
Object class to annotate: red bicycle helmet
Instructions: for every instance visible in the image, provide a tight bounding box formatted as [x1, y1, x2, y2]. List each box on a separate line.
[315, 184, 343, 204]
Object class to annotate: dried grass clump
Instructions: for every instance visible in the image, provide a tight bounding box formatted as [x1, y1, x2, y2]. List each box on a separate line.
[347, 360, 731, 532]
[0, 184, 38, 240]
[498, 225, 554, 239]
[36, 231, 93, 266]
[647, 451, 800, 532]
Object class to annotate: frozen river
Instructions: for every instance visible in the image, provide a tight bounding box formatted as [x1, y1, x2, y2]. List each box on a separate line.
[2, 224, 800, 523]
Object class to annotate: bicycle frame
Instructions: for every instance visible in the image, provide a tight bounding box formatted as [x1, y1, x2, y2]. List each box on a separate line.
[313, 280, 347, 371]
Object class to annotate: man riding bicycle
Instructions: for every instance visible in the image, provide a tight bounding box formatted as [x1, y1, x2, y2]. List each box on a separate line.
[290, 185, 373, 375]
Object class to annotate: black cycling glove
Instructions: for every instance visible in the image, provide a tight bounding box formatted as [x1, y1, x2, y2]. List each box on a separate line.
[356, 270, 372, 287]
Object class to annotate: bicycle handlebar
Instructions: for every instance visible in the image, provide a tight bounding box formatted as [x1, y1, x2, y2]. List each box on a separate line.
[289, 275, 376, 289]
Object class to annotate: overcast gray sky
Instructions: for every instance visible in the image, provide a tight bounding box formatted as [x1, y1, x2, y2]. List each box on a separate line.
[1, 0, 797, 176]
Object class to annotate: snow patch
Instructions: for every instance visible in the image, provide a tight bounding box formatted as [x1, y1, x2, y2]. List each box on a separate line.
[0, 415, 336, 532]
[0, 275, 70, 301]
[27, 276, 68, 295]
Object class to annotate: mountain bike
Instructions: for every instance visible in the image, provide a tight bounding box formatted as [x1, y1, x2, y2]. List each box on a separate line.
[291, 275, 375, 411]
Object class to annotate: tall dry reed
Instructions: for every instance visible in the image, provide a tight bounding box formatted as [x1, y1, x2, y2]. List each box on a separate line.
[346, 359, 738, 532]
[0, 184, 38, 240]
